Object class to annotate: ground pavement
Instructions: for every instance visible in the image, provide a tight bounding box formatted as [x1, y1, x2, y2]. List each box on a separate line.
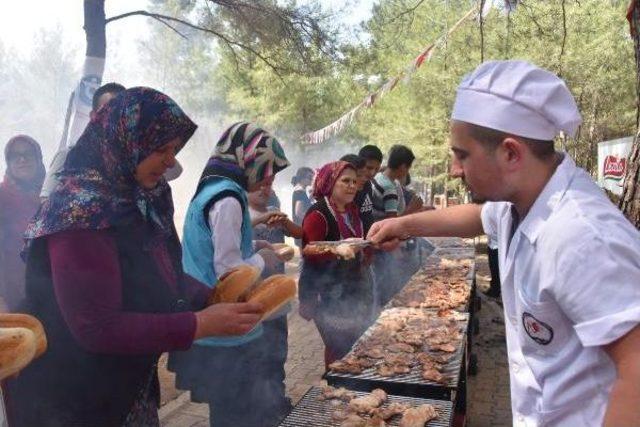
[159, 248, 512, 427]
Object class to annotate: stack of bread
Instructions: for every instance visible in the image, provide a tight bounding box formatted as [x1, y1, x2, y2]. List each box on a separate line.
[207, 265, 297, 320]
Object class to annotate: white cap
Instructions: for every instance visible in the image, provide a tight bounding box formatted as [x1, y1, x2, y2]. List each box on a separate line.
[451, 60, 582, 140]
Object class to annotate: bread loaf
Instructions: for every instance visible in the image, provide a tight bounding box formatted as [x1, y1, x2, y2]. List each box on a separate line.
[246, 275, 297, 320]
[207, 265, 262, 305]
[0, 313, 47, 357]
[0, 327, 37, 380]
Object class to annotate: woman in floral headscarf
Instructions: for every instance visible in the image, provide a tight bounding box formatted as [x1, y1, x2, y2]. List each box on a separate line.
[5, 88, 263, 427]
[298, 161, 376, 368]
[169, 122, 290, 427]
[0, 135, 45, 311]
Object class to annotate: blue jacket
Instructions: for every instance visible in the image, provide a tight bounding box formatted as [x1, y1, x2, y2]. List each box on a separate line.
[182, 177, 263, 347]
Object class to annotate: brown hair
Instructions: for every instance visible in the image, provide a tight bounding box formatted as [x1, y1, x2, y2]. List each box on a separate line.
[467, 124, 555, 160]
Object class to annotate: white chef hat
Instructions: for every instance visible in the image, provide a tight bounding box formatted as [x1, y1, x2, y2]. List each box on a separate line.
[451, 60, 582, 140]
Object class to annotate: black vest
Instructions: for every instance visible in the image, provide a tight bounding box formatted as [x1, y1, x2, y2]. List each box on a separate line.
[299, 199, 368, 307]
[6, 222, 187, 427]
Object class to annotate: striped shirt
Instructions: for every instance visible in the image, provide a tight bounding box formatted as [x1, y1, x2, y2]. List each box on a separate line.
[371, 172, 404, 219]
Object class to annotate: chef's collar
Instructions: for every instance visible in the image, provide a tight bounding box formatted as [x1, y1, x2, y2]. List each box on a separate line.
[515, 154, 577, 244]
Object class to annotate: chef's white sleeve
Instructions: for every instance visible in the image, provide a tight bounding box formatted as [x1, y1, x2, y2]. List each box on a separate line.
[555, 231, 640, 347]
[480, 202, 500, 243]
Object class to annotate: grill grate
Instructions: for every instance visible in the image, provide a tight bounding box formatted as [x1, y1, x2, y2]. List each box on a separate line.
[279, 386, 453, 427]
[325, 311, 469, 400]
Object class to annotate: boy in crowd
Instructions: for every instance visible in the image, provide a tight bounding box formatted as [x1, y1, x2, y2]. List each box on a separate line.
[371, 144, 415, 220]
[357, 145, 384, 234]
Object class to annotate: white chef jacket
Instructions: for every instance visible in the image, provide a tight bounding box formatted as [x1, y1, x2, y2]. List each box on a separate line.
[481, 154, 640, 427]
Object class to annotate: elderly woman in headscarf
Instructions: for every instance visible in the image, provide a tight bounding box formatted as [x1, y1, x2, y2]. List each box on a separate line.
[5, 88, 263, 427]
[0, 135, 45, 311]
[169, 122, 290, 427]
[298, 161, 376, 368]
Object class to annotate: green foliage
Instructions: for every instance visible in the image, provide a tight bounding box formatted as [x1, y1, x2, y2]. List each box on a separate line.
[144, 0, 635, 193]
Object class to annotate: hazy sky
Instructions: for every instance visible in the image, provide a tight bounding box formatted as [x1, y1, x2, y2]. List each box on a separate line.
[0, 1, 149, 58]
[0, 1, 375, 56]
[0, 1, 376, 210]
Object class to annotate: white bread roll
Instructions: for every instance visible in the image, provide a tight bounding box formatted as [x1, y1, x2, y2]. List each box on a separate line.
[246, 275, 297, 320]
[208, 265, 262, 305]
[0, 327, 37, 380]
[0, 313, 47, 358]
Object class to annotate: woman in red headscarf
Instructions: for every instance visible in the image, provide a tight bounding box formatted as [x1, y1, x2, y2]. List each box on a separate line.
[0, 135, 46, 311]
[298, 161, 375, 368]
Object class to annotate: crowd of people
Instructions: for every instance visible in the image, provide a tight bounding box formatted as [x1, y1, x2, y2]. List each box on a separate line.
[0, 58, 639, 427]
[0, 77, 427, 426]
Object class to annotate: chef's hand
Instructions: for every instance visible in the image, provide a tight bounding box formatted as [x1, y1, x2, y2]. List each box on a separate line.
[194, 302, 263, 338]
[257, 247, 280, 271]
[367, 217, 406, 251]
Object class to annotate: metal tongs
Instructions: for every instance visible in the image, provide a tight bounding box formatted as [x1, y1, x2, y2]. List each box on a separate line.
[307, 238, 373, 248]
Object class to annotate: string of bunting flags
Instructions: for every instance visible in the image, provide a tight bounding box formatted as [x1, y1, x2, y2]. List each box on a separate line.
[301, 4, 480, 145]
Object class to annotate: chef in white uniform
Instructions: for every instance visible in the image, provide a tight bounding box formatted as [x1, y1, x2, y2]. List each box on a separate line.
[368, 60, 640, 426]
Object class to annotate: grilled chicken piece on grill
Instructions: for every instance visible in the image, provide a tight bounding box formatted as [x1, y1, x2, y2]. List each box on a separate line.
[422, 367, 446, 384]
[377, 364, 395, 377]
[340, 414, 366, 427]
[358, 357, 377, 369]
[320, 385, 356, 402]
[416, 353, 443, 371]
[356, 347, 385, 359]
[386, 343, 416, 353]
[392, 364, 411, 375]
[431, 343, 456, 353]
[332, 409, 352, 422]
[396, 331, 424, 346]
[432, 353, 454, 364]
[383, 352, 415, 366]
[329, 358, 365, 374]
[340, 413, 387, 427]
[366, 416, 387, 427]
[371, 402, 409, 420]
[399, 404, 438, 427]
[349, 389, 387, 414]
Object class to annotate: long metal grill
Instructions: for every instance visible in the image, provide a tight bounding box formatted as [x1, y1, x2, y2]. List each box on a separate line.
[325, 312, 469, 400]
[279, 386, 453, 427]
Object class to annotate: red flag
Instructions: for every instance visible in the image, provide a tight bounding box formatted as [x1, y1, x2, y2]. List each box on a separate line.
[414, 45, 434, 68]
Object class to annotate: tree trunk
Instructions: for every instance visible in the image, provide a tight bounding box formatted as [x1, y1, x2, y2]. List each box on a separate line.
[619, 1, 640, 229]
[84, 0, 106, 58]
[59, 1, 106, 145]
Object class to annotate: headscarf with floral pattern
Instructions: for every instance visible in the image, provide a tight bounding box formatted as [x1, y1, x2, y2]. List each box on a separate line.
[25, 87, 197, 240]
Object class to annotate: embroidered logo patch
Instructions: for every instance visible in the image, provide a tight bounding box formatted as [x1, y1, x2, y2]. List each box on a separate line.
[522, 312, 554, 345]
